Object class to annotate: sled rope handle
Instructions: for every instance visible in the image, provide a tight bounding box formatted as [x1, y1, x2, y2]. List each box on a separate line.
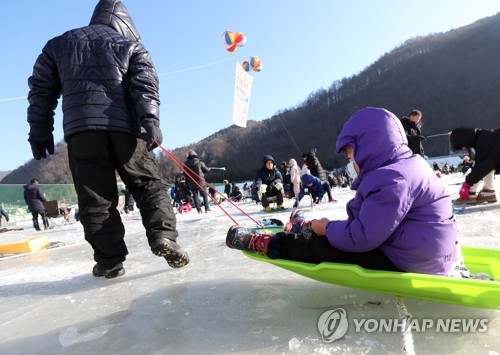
[396, 296, 415, 355]
[155, 140, 265, 228]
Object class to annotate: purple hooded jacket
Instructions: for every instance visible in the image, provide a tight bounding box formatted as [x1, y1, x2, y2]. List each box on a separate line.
[328, 108, 456, 275]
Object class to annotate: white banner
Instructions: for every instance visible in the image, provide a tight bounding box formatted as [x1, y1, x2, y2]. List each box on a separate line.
[232, 61, 253, 128]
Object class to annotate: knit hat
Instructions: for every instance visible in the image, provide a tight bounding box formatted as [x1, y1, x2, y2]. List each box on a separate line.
[187, 150, 197, 158]
[450, 128, 477, 150]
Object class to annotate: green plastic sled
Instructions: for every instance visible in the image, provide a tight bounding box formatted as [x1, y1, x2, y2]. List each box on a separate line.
[243, 246, 500, 309]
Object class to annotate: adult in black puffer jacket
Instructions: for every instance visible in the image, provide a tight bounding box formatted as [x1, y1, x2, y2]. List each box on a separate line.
[23, 179, 50, 231]
[400, 109, 425, 157]
[27, 0, 189, 278]
[254, 155, 285, 210]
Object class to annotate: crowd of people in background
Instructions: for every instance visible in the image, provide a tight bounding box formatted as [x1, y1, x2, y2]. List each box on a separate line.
[167, 148, 356, 213]
[3, 122, 496, 227]
[166, 107, 498, 215]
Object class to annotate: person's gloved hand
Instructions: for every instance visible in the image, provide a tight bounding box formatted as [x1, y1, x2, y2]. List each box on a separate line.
[459, 182, 471, 200]
[28, 130, 55, 160]
[141, 118, 163, 151]
[275, 182, 283, 190]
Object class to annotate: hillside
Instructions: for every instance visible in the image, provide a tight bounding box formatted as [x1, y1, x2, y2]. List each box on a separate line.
[3, 13, 500, 184]
[0, 171, 10, 181]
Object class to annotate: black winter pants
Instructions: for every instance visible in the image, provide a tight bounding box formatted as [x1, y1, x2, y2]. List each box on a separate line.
[68, 131, 177, 268]
[269, 233, 400, 272]
[262, 187, 284, 207]
[31, 210, 49, 230]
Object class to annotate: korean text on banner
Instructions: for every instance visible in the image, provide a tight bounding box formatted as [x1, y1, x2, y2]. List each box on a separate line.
[232, 61, 253, 128]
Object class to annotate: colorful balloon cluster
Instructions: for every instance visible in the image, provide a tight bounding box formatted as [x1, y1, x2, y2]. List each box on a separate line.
[222, 30, 246, 53]
[242, 56, 263, 72]
[222, 30, 263, 73]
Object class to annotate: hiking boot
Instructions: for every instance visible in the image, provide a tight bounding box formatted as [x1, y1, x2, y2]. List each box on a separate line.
[151, 238, 189, 268]
[264, 206, 272, 212]
[284, 209, 314, 239]
[452, 192, 477, 206]
[92, 263, 125, 279]
[328, 197, 336, 203]
[226, 226, 273, 254]
[276, 205, 285, 210]
[477, 189, 497, 204]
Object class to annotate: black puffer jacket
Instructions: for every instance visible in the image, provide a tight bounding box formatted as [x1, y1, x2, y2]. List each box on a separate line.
[303, 151, 327, 182]
[23, 183, 48, 212]
[184, 153, 211, 190]
[27, 0, 160, 141]
[450, 128, 500, 185]
[400, 117, 424, 156]
[255, 155, 283, 189]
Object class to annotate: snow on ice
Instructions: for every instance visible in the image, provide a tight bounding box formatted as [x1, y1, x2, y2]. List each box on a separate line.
[0, 172, 498, 354]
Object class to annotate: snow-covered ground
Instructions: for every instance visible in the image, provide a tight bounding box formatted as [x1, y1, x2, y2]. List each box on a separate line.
[0, 173, 498, 354]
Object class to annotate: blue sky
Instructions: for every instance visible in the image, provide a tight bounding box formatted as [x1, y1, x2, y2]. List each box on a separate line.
[1, 1, 500, 172]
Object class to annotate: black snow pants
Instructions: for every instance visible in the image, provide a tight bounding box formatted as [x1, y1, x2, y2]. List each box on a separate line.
[269, 233, 400, 272]
[67, 131, 177, 268]
[31, 210, 49, 231]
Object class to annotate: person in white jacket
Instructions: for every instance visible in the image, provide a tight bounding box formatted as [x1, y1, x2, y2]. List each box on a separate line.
[288, 158, 301, 199]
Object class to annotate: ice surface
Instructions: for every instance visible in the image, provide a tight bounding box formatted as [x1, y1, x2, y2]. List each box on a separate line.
[0, 173, 499, 354]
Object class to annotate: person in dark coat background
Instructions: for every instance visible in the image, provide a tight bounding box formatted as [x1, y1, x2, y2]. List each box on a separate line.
[302, 151, 335, 202]
[255, 155, 285, 211]
[184, 150, 212, 213]
[23, 179, 49, 231]
[223, 179, 231, 200]
[229, 185, 243, 202]
[26, 0, 188, 278]
[400, 109, 425, 156]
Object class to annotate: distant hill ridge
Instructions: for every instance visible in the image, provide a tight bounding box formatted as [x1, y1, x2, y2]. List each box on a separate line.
[3, 13, 500, 184]
[0, 171, 10, 181]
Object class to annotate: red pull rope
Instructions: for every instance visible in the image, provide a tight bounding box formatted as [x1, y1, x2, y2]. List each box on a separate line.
[154, 139, 264, 228]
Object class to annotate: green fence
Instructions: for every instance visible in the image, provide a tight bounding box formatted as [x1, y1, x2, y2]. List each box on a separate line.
[0, 184, 78, 205]
[0, 184, 79, 223]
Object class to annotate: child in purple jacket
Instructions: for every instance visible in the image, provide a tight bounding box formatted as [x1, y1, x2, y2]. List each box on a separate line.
[227, 107, 457, 275]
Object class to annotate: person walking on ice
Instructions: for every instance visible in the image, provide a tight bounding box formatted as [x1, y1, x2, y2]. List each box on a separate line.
[26, 0, 188, 278]
[23, 179, 50, 231]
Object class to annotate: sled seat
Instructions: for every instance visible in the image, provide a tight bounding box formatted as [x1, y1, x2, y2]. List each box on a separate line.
[43, 200, 69, 228]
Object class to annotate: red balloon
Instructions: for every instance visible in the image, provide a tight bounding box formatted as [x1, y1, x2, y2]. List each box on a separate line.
[234, 32, 246, 47]
[226, 43, 238, 52]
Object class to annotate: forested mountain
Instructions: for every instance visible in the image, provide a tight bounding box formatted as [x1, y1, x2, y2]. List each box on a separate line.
[3, 13, 500, 184]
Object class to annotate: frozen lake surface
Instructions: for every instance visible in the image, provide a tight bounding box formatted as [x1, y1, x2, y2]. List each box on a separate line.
[0, 173, 499, 354]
